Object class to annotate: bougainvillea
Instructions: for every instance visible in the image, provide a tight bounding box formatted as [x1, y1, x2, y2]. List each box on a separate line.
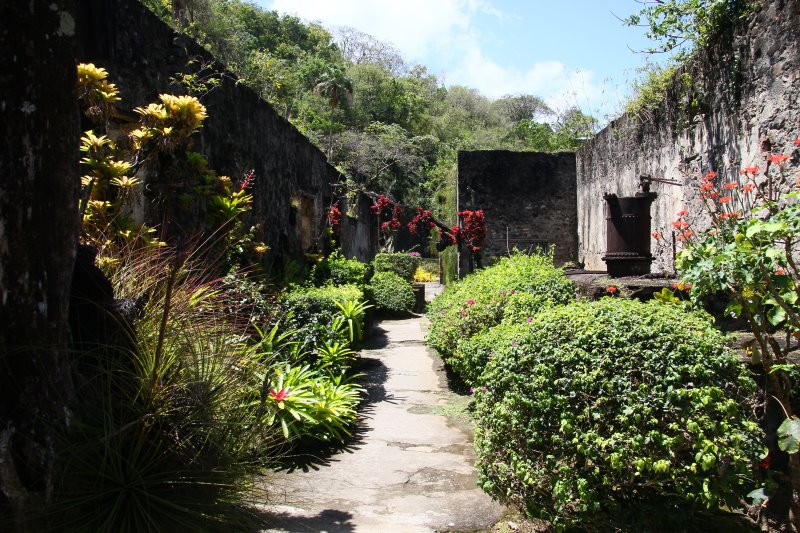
[367, 194, 488, 253]
[458, 209, 487, 252]
[370, 194, 403, 235]
[408, 208, 436, 235]
[327, 201, 341, 230]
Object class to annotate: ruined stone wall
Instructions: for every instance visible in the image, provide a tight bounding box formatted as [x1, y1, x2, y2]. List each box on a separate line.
[76, 0, 377, 265]
[577, 0, 800, 273]
[457, 151, 578, 274]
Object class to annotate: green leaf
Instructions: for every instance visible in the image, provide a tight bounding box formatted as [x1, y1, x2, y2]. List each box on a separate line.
[748, 487, 769, 505]
[767, 305, 786, 326]
[778, 417, 800, 454]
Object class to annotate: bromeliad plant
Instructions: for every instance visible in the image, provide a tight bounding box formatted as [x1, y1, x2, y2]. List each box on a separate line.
[673, 143, 800, 527]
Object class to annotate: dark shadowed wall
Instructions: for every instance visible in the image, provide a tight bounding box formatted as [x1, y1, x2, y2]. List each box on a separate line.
[457, 151, 578, 275]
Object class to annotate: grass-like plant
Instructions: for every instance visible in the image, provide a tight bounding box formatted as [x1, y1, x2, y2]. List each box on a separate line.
[49, 245, 282, 531]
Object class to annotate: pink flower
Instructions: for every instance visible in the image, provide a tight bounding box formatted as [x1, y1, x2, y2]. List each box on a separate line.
[511, 340, 518, 346]
[240, 169, 255, 190]
[527, 317, 533, 323]
[466, 299, 476, 306]
[270, 388, 288, 402]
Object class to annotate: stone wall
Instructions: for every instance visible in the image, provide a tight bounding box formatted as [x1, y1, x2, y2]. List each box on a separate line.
[577, 0, 800, 273]
[76, 0, 377, 266]
[457, 151, 578, 275]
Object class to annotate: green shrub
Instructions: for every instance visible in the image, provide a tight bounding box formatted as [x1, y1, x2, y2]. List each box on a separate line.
[373, 252, 421, 281]
[452, 322, 528, 386]
[368, 271, 416, 315]
[280, 283, 365, 351]
[311, 250, 368, 286]
[426, 252, 574, 367]
[473, 299, 761, 530]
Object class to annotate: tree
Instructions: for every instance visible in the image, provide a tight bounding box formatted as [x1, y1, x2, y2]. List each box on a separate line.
[314, 66, 353, 156]
[334, 26, 406, 75]
[492, 93, 552, 124]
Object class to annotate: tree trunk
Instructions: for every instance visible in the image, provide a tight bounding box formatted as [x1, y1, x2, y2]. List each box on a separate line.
[0, 1, 80, 529]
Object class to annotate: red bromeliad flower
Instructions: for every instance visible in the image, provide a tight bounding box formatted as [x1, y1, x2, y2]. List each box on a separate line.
[606, 286, 618, 294]
[270, 388, 289, 403]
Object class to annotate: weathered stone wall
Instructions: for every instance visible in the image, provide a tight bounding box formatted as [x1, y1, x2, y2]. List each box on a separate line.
[76, 0, 377, 265]
[457, 151, 578, 274]
[339, 193, 380, 263]
[577, 0, 800, 273]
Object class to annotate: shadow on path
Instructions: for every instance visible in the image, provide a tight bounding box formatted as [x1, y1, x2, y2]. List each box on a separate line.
[237, 506, 355, 533]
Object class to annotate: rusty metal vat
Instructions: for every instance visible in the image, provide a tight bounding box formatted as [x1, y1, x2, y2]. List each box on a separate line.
[602, 191, 657, 277]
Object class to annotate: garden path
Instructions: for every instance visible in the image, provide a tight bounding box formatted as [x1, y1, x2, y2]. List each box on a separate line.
[258, 307, 505, 532]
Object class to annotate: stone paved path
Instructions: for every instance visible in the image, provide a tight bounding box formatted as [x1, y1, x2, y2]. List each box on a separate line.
[257, 314, 505, 533]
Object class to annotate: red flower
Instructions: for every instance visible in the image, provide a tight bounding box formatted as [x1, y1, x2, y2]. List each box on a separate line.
[671, 220, 689, 230]
[719, 196, 732, 204]
[327, 202, 341, 229]
[740, 166, 760, 175]
[768, 153, 790, 166]
[759, 453, 771, 470]
[651, 231, 662, 239]
[724, 182, 738, 189]
[457, 209, 487, 252]
[677, 209, 689, 217]
[794, 138, 800, 146]
[742, 183, 755, 192]
[606, 286, 618, 294]
[775, 268, 787, 275]
[700, 182, 714, 193]
[270, 388, 289, 403]
[240, 169, 255, 191]
[702, 171, 717, 181]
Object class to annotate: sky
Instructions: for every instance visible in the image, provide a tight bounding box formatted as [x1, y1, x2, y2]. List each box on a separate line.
[256, 0, 662, 121]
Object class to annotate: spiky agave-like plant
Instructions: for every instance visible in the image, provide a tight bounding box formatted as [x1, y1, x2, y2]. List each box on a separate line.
[50, 244, 283, 532]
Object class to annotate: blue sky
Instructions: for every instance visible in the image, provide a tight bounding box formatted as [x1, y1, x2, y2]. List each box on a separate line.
[256, 0, 662, 120]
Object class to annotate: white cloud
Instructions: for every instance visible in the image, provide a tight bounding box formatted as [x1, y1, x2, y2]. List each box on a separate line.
[264, 0, 610, 115]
